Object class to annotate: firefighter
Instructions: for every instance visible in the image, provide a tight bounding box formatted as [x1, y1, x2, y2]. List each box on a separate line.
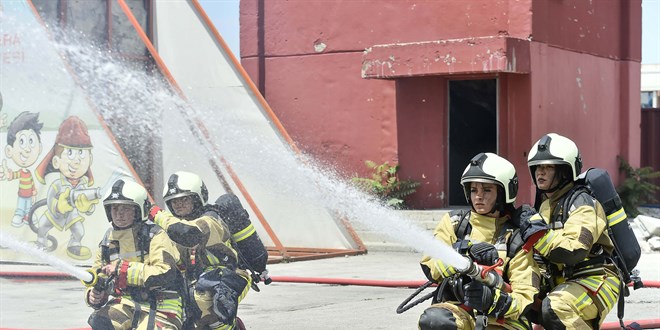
[513, 133, 622, 329]
[418, 153, 540, 330]
[149, 171, 251, 330]
[85, 179, 183, 330]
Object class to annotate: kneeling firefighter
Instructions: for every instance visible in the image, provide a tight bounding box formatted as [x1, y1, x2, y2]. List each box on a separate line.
[515, 133, 625, 329]
[149, 171, 251, 330]
[418, 153, 540, 330]
[84, 179, 183, 330]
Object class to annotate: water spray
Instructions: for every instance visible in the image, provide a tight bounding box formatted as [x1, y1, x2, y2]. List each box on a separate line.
[0, 231, 93, 283]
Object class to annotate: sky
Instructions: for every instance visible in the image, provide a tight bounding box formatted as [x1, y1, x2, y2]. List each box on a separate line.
[200, 0, 660, 64]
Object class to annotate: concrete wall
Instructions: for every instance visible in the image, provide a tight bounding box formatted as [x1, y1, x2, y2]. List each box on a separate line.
[240, 0, 641, 208]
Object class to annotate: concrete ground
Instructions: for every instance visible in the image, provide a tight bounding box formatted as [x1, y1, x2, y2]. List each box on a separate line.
[0, 251, 659, 330]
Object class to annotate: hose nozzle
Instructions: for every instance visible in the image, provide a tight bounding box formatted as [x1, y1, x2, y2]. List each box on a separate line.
[457, 259, 511, 293]
[81, 269, 97, 287]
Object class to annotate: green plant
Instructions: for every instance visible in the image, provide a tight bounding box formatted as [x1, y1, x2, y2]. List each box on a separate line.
[351, 160, 420, 209]
[616, 156, 660, 218]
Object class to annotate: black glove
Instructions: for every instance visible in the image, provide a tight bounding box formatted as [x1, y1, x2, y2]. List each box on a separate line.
[468, 242, 499, 266]
[512, 204, 548, 244]
[463, 281, 512, 318]
[211, 270, 248, 324]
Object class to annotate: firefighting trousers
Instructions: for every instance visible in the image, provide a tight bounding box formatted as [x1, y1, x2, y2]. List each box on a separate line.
[89, 299, 182, 330]
[418, 303, 531, 330]
[539, 272, 621, 330]
[194, 269, 251, 330]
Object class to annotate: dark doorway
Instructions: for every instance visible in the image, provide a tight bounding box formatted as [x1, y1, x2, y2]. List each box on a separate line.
[448, 79, 497, 206]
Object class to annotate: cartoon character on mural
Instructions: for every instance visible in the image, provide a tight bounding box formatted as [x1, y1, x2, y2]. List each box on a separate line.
[34, 115, 100, 260]
[0, 111, 44, 228]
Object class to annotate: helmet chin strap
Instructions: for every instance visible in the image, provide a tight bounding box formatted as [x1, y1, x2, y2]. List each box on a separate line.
[470, 202, 501, 217]
[536, 170, 571, 194]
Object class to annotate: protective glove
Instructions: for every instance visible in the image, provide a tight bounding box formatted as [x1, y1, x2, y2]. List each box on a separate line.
[86, 287, 109, 309]
[57, 187, 74, 214]
[148, 205, 162, 223]
[211, 270, 247, 324]
[463, 281, 512, 318]
[75, 193, 99, 213]
[511, 204, 548, 250]
[468, 242, 499, 266]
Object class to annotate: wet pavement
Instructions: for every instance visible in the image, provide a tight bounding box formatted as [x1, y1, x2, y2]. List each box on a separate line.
[0, 251, 659, 329]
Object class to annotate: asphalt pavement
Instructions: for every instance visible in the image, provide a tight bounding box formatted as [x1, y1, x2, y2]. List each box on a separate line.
[0, 251, 659, 329]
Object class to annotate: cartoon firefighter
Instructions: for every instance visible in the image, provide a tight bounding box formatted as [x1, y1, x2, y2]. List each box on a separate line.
[0, 112, 43, 227]
[35, 116, 99, 260]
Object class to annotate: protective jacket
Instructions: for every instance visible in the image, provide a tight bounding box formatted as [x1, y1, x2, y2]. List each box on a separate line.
[153, 209, 239, 279]
[534, 182, 615, 269]
[153, 208, 250, 329]
[85, 223, 183, 328]
[420, 211, 539, 321]
[532, 183, 621, 328]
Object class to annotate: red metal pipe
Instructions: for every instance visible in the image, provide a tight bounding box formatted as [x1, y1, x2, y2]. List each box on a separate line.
[269, 276, 429, 288]
[534, 320, 660, 330]
[1, 272, 659, 330]
[601, 319, 660, 329]
[2, 271, 660, 289]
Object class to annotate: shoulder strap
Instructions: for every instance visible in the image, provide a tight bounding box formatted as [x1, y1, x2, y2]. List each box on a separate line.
[100, 228, 113, 264]
[137, 223, 156, 261]
[454, 210, 472, 240]
[552, 185, 590, 225]
[506, 229, 525, 259]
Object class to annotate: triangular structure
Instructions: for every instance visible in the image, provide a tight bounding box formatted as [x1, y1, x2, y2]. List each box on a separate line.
[0, 0, 147, 265]
[0, 0, 365, 267]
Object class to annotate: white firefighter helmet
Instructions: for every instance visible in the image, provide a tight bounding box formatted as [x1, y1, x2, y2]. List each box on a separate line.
[103, 179, 150, 223]
[527, 133, 582, 182]
[163, 171, 209, 212]
[460, 152, 518, 205]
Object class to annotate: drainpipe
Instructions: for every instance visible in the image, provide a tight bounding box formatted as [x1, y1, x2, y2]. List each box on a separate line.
[257, 0, 265, 97]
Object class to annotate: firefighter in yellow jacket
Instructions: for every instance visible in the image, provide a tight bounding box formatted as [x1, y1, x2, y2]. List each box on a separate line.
[85, 179, 183, 330]
[419, 153, 540, 330]
[514, 133, 621, 329]
[149, 171, 251, 330]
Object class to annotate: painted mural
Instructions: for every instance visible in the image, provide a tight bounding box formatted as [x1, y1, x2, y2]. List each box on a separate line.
[0, 1, 139, 265]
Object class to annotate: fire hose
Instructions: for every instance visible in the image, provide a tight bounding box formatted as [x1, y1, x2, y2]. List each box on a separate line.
[1, 271, 659, 329]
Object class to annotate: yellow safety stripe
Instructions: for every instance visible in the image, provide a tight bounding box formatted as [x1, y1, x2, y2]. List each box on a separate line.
[158, 300, 183, 314]
[574, 292, 591, 312]
[579, 277, 604, 292]
[206, 251, 221, 265]
[598, 282, 617, 308]
[533, 230, 557, 255]
[605, 277, 621, 291]
[126, 263, 144, 286]
[211, 322, 234, 330]
[434, 260, 456, 278]
[489, 289, 502, 314]
[232, 224, 255, 243]
[505, 318, 530, 330]
[607, 208, 627, 226]
[124, 296, 183, 315]
[505, 297, 518, 317]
